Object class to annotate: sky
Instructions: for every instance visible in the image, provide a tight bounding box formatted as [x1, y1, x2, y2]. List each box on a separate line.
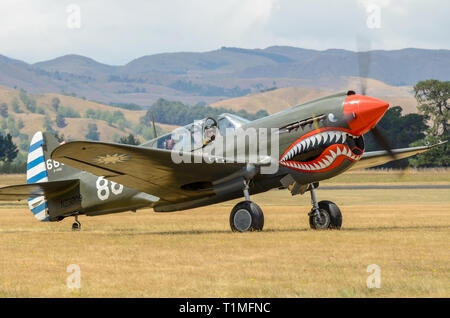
[0, 0, 449, 65]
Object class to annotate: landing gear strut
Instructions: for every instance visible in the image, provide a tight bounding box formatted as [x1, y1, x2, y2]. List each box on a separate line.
[229, 179, 264, 232]
[308, 183, 342, 230]
[72, 215, 81, 231]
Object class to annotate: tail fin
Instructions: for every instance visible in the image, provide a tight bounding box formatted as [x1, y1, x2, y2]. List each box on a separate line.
[27, 131, 80, 183]
[26, 131, 81, 221]
[26, 131, 48, 184]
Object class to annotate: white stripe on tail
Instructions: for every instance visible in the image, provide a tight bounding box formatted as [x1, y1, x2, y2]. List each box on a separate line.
[26, 131, 49, 222]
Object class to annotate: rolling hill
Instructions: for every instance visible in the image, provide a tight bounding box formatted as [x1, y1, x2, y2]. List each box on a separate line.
[0, 85, 178, 156]
[0, 46, 449, 107]
[211, 78, 418, 115]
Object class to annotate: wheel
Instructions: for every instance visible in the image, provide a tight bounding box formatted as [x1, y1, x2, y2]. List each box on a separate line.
[319, 200, 342, 229]
[72, 222, 81, 231]
[230, 201, 264, 232]
[309, 208, 331, 230]
[309, 200, 342, 230]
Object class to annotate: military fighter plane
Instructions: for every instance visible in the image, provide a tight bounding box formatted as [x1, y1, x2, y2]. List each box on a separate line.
[0, 90, 444, 232]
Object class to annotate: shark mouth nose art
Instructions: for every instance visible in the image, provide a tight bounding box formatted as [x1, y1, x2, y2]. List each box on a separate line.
[279, 129, 364, 172]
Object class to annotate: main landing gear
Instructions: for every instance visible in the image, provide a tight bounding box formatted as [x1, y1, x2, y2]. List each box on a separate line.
[307, 183, 342, 230]
[229, 179, 264, 232]
[72, 215, 81, 231]
[229, 180, 342, 232]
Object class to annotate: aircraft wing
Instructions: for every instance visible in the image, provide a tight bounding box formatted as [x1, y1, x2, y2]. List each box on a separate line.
[348, 141, 447, 170]
[0, 179, 79, 201]
[51, 141, 249, 202]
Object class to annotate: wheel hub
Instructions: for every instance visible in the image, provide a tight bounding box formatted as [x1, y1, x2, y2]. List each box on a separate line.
[233, 209, 252, 232]
[312, 209, 330, 229]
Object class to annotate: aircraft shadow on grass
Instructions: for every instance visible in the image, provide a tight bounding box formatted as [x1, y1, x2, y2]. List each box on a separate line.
[0, 225, 448, 235]
[106, 225, 450, 236]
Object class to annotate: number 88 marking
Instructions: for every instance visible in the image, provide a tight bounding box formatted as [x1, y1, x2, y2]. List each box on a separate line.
[96, 177, 123, 200]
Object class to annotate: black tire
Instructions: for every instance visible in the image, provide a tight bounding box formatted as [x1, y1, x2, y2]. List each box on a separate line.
[72, 222, 80, 231]
[230, 201, 264, 232]
[309, 200, 342, 230]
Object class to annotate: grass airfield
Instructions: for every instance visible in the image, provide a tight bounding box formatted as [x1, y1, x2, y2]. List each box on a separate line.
[0, 170, 449, 298]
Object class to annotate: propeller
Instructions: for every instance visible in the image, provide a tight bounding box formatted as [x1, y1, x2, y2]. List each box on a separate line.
[356, 36, 397, 161]
[371, 126, 396, 160]
[357, 36, 371, 96]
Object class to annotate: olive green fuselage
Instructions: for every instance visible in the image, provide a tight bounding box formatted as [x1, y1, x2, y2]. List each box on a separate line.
[47, 91, 363, 220]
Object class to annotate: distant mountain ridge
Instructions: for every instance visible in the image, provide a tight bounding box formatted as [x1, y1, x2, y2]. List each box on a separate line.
[1, 46, 449, 106]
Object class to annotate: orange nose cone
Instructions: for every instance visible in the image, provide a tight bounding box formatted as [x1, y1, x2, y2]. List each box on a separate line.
[343, 95, 389, 135]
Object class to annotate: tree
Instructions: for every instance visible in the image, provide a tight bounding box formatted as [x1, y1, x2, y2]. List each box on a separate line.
[409, 80, 450, 167]
[51, 97, 60, 112]
[85, 109, 95, 118]
[0, 133, 18, 163]
[119, 134, 140, 145]
[43, 115, 56, 134]
[56, 114, 67, 128]
[57, 106, 80, 118]
[17, 118, 24, 130]
[363, 106, 428, 168]
[0, 103, 8, 118]
[11, 97, 23, 113]
[7, 118, 20, 137]
[54, 133, 66, 143]
[85, 123, 100, 141]
[19, 89, 37, 113]
[414, 80, 449, 138]
[365, 106, 427, 150]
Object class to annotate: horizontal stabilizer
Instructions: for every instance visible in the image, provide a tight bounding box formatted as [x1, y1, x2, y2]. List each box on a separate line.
[0, 179, 79, 201]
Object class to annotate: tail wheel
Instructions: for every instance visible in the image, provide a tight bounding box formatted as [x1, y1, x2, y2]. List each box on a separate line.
[230, 201, 264, 232]
[72, 222, 81, 231]
[309, 200, 342, 230]
[72, 215, 81, 231]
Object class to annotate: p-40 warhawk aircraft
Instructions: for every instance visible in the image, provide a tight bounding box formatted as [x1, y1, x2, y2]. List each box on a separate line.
[0, 91, 445, 231]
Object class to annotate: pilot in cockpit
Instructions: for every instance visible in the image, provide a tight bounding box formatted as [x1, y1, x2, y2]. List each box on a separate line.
[166, 138, 175, 150]
[203, 120, 217, 145]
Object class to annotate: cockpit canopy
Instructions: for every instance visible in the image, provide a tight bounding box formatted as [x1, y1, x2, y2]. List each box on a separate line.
[146, 113, 250, 151]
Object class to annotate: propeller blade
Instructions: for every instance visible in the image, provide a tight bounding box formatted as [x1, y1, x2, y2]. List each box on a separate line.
[370, 126, 397, 160]
[357, 36, 371, 95]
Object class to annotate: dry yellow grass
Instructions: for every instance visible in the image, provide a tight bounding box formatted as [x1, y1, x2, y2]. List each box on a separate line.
[212, 87, 332, 114]
[0, 171, 449, 298]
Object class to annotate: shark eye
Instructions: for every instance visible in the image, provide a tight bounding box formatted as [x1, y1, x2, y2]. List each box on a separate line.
[328, 113, 337, 122]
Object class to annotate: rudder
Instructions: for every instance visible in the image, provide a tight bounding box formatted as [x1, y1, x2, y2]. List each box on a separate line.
[26, 131, 81, 221]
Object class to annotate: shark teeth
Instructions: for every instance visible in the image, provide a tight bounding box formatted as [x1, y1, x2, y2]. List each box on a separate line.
[280, 130, 357, 162]
[279, 129, 363, 172]
[280, 143, 362, 172]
